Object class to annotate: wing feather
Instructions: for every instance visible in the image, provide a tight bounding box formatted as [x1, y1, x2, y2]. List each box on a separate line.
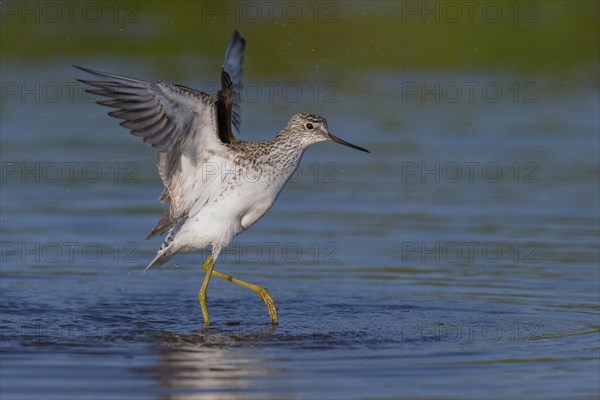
[75, 64, 233, 238]
[216, 30, 246, 143]
[223, 30, 245, 134]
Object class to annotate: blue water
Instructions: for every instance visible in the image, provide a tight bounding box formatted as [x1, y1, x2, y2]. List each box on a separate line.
[1, 61, 599, 399]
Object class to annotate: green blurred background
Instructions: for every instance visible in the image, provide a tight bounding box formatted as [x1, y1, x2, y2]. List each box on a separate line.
[2, 0, 598, 84]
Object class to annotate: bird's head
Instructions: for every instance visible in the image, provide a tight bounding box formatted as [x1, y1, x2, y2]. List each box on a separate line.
[279, 113, 370, 153]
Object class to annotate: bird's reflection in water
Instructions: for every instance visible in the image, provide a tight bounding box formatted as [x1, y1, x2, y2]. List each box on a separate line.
[150, 327, 292, 400]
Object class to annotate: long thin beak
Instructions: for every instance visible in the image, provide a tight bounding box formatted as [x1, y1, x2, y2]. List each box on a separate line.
[327, 133, 370, 153]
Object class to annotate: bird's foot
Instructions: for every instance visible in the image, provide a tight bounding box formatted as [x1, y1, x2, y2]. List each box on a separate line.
[257, 287, 278, 325]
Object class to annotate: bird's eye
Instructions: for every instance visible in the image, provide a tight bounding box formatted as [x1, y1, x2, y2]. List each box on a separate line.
[305, 123, 314, 130]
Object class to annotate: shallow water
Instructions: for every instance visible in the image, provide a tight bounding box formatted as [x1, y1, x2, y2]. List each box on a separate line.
[1, 62, 599, 399]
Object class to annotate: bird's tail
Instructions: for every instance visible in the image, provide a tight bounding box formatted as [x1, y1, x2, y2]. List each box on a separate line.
[144, 249, 174, 272]
[144, 226, 179, 272]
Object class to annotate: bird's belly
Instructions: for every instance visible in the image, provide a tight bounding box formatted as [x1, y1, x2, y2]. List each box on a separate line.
[176, 182, 277, 248]
[175, 161, 292, 250]
[175, 201, 243, 251]
[236, 182, 279, 230]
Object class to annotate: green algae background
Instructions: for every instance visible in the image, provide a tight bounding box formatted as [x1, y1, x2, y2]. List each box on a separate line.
[1, 1, 598, 81]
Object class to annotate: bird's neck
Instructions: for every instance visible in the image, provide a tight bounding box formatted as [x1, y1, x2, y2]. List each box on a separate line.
[267, 135, 307, 181]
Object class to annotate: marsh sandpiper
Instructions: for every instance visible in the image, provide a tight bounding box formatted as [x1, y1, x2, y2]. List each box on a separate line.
[75, 31, 369, 326]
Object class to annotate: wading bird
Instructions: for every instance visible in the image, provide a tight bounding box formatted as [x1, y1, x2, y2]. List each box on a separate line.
[75, 31, 369, 326]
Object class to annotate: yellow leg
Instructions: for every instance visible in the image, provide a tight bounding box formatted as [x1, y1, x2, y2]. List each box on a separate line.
[202, 262, 278, 325]
[198, 255, 215, 327]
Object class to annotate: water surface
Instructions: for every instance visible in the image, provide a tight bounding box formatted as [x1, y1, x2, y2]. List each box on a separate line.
[1, 63, 599, 399]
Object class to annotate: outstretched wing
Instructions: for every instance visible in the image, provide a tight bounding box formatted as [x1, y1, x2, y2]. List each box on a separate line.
[216, 30, 246, 143]
[75, 65, 230, 238]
